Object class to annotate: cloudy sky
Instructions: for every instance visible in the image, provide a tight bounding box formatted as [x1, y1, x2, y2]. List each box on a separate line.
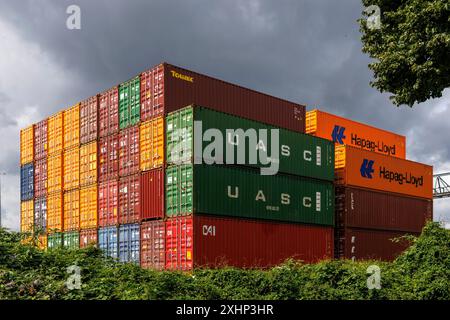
[0, 0, 448, 230]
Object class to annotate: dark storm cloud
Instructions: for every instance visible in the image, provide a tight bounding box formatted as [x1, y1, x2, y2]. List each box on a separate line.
[0, 0, 449, 226]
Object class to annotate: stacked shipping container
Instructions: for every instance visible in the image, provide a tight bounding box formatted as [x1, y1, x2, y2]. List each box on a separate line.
[19, 62, 432, 267]
[307, 110, 433, 261]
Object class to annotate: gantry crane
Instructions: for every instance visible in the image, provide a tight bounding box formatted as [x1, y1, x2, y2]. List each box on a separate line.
[433, 173, 450, 199]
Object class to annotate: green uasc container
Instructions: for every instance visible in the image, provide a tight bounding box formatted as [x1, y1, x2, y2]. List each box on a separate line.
[119, 76, 141, 129]
[47, 232, 63, 249]
[166, 105, 334, 181]
[166, 164, 334, 226]
[63, 231, 80, 249]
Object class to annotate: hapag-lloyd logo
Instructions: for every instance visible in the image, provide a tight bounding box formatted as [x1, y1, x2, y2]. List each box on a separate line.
[331, 125, 398, 156]
[360, 159, 424, 187]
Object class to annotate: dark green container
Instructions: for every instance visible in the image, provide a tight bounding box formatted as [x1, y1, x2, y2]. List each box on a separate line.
[166, 164, 334, 226]
[119, 76, 140, 129]
[63, 231, 79, 249]
[47, 232, 63, 249]
[166, 105, 334, 181]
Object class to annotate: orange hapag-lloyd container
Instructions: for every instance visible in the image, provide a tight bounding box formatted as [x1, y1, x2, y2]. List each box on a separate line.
[47, 152, 63, 193]
[63, 104, 80, 150]
[306, 109, 406, 159]
[80, 142, 97, 187]
[48, 112, 64, 155]
[63, 147, 80, 191]
[47, 192, 63, 232]
[20, 125, 34, 165]
[140, 117, 164, 171]
[20, 200, 34, 233]
[335, 145, 433, 199]
[80, 184, 98, 229]
[64, 189, 80, 231]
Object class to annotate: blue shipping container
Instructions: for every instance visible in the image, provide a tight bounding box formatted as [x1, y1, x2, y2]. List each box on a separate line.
[34, 197, 47, 232]
[119, 223, 140, 264]
[98, 226, 118, 259]
[20, 163, 34, 201]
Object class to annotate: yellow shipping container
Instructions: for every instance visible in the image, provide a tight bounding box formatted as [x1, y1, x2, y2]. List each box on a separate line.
[48, 112, 64, 155]
[37, 234, 48, 250]
[80, 185, 98, 229]
[20, 200, 34, 233]
[64, 189, 80, 231]
[47, 192, 63, 232]
[140, 117, 164, 171]
[80, 142, 97, 186]
[47, 152, 63, 193]
[63, 104, 80, 150]
[64, 147, 80, 190]
[20, 125, 34, 165]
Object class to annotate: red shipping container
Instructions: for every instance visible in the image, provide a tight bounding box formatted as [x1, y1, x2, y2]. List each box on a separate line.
[98, 180, 119, 227]
[140, 63, 306, 132]
[34, 119, 47, 160]
[335, 227, 419, 262]
[80, 228, 98, 248]
[141, 220, 165, 270]
[34, 158, 47, 198]
[99, 87, 119, 137]
[99, 134, 119, 182]
[119, 174, 141, 224]
[119, 126, 140, 177]
[336, 186, 432, 233]
[140, 168, 164, 220]
[165, 215, 333, 270]
[80, 96, 98, 144]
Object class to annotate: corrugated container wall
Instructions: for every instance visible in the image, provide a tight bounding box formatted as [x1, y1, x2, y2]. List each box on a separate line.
[141, 63, 306, 132]
[63, 147, 80, 190]
[63, 231, 79, 249]
[80, 185, 97, 229]
[63, 190, 80, 231]
[34, 197, 47, 233]
[166, 216, 334, 270]
[98, 226, 118, 259]
[335, 145, 433, 199]
[98, 180, 119, 227]
[34, 158, 47, 198]
[336, 186, 432, 233]
[141, 169, 164, 220]
[99, 87, 119, 137]
[119, 174, 141, 224]
[140, 117, 164, 171]
[34, 119, 47, 160]
[80, 228, 97, 248]
[80, 96, 98, 144]
[166, 164, 334, 226]
[119, 77, 140, 129]
[47, 152, 63, 194]
[166, 105, 334, 181]
[306, 110, 406, 159]
[20, 125, 34, 165]
[119, 223, 140, 264]
[47, 233, 63, 249]
[141, 220, 165, 270]
[37, 235, 47, 250]
[119, 126, 140, 177]
[20, 163, 34, 201]
[140, 65, 164, 121]
[335, 227, 419, 261]
[20, 200, 34, 233]
[80, 142, 97, 186]
[99, 134, 119, 182]
[48, 112, 64, 155]
[63, 104, 80, 150]
[47, 192, 63, 232]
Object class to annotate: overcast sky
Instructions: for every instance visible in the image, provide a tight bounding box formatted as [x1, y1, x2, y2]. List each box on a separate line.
[0, 0, 449, 231]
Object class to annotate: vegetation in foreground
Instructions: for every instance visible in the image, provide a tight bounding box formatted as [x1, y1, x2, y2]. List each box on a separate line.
[0, 222, 449, 300]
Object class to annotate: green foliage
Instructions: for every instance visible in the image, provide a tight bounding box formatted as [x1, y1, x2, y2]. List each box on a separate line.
[0, 222, 449, 300]
[359, 0, 450, 106]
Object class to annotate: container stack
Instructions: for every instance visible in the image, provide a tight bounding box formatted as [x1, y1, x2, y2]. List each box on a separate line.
[306, 110, 433, 261]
